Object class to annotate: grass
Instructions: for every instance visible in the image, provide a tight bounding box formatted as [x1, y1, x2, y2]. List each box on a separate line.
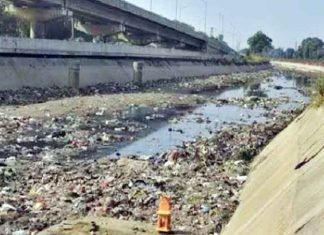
[312, 77, 324, 107]
[244, 54, 269, 64]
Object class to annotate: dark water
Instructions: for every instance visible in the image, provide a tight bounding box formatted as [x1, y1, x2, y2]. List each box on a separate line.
[101, 74, 311, 159]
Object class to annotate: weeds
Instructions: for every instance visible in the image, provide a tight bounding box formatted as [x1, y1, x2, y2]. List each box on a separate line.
[244, 54, 269, 64]
[312, 77, 324, 107]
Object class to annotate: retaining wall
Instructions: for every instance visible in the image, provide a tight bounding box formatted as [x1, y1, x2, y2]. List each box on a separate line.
[0, 57, 270, 90]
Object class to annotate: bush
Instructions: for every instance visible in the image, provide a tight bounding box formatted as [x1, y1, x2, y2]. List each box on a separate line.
[244, 54, 269, 64]
[313, 77, 324, 107]
[316, 77, 324, 96]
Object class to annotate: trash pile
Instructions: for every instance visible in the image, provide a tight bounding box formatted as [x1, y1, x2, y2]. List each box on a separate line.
[0, 71, 278, 162]
[0, 113, 150, 160]
[0, 110, 301, 235]
[176, 71, 273, 94]
[0, 71, 272, 106]
[0, 70, 311, 235]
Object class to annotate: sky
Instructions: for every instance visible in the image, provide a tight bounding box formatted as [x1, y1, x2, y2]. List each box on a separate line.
[125, 0, 324, 50]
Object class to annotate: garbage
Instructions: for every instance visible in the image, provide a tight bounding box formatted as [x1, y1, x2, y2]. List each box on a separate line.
[5, 156, 16, 166]
[12, 231, 29, 235]
[0, 70, 311, 234]
[236, 175, 248, 183]
[201, 204, 210, 214]
[0, 203, 16, 212]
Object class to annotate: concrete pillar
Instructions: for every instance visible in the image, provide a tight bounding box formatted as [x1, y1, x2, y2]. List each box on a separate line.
[133, 61, 144, 86]
[30, 21, 36, 39]
[69, 63, 80, 91]
[30, 21, 45, 39]
[70, 16, 75, 39]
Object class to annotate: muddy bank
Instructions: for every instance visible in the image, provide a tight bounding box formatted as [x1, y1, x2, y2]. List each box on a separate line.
[0, 70, 311, 235]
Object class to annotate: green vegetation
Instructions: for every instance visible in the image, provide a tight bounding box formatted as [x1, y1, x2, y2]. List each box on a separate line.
[298, 38, 324, 60]
[0, 3, 29, 37]
[244, 54, 269, 64]
[313, 77, 324, 107]
[266, 37, 324, 60]
[247, 31, 273, 53]
[242, 31, 274, 63]
[245, 30, 324, 61]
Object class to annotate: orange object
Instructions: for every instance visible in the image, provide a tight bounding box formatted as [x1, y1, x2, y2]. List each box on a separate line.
[157, 195, 172, 233]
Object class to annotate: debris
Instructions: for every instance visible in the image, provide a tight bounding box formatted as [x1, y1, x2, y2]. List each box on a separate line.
[236, 175, 248, 183]
[90, 221, 99, 235]
[0, 70, 310, 234]
[201, 204, 210, 214]
[0, 203, 16, 212]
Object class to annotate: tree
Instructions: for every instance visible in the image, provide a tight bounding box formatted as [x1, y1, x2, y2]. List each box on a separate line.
[247, 31, 273, 53]
[298, 37, 324, 59]
[267, 48, 284, 58]
[285, 48, 295, 59]
[0, 3, 29, 37]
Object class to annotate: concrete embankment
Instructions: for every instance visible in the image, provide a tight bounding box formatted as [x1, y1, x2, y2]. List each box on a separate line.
[222, 106, 324, 235]
[0, 57, 270, 90]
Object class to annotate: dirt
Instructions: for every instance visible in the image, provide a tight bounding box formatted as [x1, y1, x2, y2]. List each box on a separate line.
[38, 217, 161, 235]
[0, 93, 202, 119]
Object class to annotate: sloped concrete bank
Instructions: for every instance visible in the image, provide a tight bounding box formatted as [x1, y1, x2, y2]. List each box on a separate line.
[223, 106, 324, 235]
[0, 57, 270, 90]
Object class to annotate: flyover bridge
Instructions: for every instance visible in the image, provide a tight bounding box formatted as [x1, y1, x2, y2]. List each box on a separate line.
[0, 37, 233, 61]
[4, 0, 234, 55]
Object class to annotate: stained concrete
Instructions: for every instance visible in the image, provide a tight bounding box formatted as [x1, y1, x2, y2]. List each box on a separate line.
[0, 57, 270, 90]
[222, 106, 324, 235]
[0, 37, 224, 60]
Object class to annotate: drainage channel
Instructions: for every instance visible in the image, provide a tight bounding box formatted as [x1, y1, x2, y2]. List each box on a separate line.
[97, 73, 311, 159]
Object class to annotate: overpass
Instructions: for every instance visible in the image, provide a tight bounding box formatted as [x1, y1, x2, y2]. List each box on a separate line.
[4, 0, 234, 55]
[0, 37, 233, 61]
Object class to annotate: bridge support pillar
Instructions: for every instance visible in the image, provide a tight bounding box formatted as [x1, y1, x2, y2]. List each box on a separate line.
[68, 63, 80, 92]
[30, 21, 45, 39]
[70, 16, 75, 39]
[133, 61, 144, 87]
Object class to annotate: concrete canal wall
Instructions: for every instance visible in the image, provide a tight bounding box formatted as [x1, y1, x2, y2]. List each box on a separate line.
[222, 106, 324, 235]
[0, 57, 270, 90]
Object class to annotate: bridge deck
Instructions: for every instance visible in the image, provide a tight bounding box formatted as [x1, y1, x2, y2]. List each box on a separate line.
[0, 37, 229, 61]
[6, 0, 233, 54]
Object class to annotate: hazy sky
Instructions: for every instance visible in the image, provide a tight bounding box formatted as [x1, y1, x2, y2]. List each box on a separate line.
[125, 0, 324, 50]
